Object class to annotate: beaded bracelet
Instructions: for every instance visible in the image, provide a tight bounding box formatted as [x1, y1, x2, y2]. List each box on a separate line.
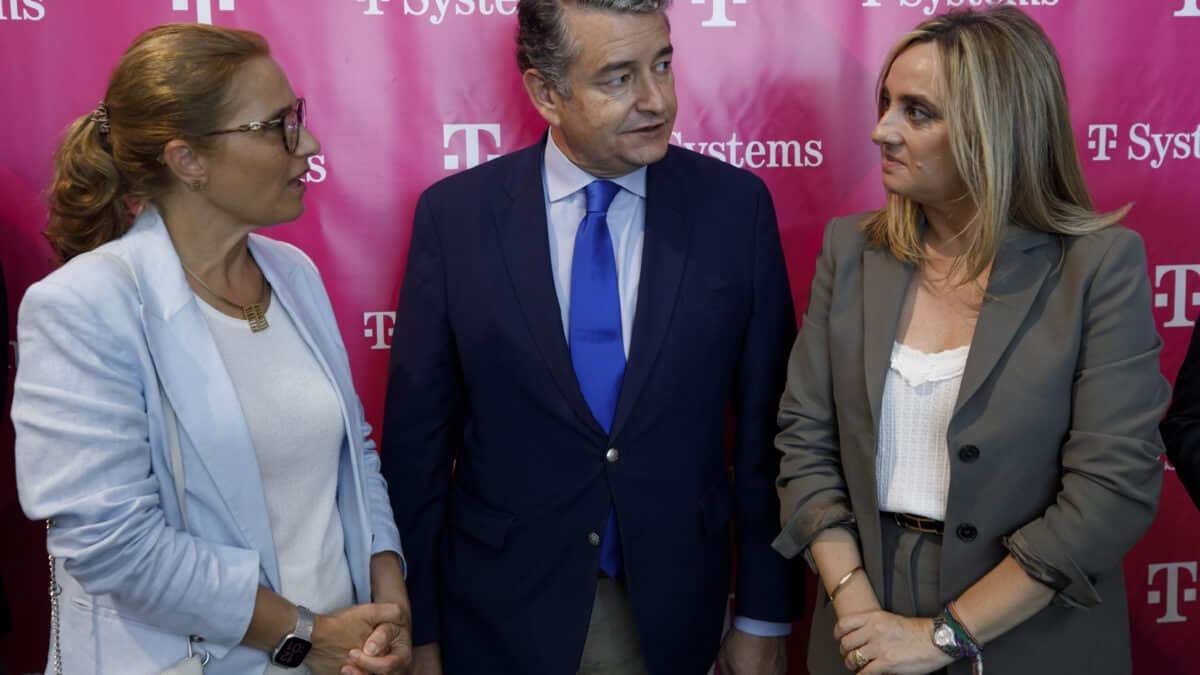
[940, 604, 984, 675]
[947, 601, 982, 648]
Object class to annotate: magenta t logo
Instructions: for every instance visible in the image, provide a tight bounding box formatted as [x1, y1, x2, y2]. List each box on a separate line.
[1154, 265, 1200, 328]
[363, 312, 396, 351]
[692, 0, 748, 28]
[172, 0, 234, 24]
[1086, 125, 1119, 162]
[358, 0, 390, 15]
[1147, 562, 1198, 623]
[443, 124, 502, 171]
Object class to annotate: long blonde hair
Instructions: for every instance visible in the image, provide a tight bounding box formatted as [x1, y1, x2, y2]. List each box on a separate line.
[864, 7, 1129, 283]
[46, 24, 269, 263]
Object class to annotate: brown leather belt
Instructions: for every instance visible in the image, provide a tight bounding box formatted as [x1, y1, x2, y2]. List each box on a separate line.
[886, 512, 945, 536]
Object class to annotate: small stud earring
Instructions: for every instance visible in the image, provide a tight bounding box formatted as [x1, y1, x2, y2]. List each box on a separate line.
[187, 179, 208, 192]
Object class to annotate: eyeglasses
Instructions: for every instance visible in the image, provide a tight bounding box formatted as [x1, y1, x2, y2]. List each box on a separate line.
[205, 98, 306, 154]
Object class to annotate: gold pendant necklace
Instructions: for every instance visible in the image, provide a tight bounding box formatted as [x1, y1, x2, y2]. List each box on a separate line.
[182, 264, 271, 333]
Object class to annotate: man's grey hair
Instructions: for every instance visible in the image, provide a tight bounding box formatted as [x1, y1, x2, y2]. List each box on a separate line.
[517, 0, 672, 98]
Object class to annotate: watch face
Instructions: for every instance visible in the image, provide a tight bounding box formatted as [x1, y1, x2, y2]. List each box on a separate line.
[933, 624, 957, 649]
[273, 636, 312, 667]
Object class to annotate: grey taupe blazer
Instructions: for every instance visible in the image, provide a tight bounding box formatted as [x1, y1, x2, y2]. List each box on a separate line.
[773, 213, 1170, 675]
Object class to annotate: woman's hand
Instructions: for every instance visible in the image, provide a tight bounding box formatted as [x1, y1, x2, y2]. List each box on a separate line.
[834, 610, 953, 674]
[304, 602, 411, 675]
[343, 619, 412, 675]
[337, 552, 414, 675]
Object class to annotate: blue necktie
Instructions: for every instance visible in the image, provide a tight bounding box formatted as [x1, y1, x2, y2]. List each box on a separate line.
[569, 180, 625, 577]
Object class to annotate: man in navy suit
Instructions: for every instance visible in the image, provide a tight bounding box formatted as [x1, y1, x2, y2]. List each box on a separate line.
[382, 1, 802, 672]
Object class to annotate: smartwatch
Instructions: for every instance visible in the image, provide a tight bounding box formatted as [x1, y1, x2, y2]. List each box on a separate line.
[271, 605, 315, 668]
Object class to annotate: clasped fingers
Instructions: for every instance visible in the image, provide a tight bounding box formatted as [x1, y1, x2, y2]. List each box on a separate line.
[343, 621, 413, 675]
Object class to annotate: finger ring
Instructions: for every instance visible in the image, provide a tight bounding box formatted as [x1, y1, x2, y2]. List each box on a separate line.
[850, 648, 870, 670]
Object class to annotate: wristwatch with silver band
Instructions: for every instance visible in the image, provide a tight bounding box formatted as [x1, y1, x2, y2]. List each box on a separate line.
[271, 605, 315, 668]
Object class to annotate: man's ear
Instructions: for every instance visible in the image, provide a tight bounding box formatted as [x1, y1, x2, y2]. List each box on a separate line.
[522, 69, 565, 128]
[161, 139, 209, 188]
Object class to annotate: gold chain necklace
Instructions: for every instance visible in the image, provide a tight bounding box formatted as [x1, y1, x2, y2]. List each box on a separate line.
[182, 264, 271, 333]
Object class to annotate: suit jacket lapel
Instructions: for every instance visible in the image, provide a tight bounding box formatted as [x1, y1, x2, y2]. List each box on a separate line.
[494, 141, 608, 440]
[127, 209, 282, 591]
[954, 227, 1056, 416]
[862, 245, 914, 432]
[610, 151, 689, 439]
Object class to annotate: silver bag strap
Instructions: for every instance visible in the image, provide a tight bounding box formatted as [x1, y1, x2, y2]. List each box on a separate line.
[47, 520, 62, 675]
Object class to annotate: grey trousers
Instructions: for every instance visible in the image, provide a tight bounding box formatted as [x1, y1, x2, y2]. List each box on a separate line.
[577, 576, 650, 675]
[879, 515, 943, 617]
[879, 516, 948, 675]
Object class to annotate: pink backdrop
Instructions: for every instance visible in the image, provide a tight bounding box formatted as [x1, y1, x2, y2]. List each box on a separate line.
[2, 1, 1199, 672]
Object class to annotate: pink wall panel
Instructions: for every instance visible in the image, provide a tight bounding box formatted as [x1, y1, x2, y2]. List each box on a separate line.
[2, 1, 1198, 672]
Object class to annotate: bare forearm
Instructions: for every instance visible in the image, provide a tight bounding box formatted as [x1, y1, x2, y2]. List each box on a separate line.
[951, 555, 1055, 645]
[240, 585, 298, 653]
[810, 528, 880, 617]
[370, 551, 407, 604]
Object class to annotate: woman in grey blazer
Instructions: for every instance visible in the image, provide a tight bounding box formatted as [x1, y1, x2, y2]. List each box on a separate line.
[774, 8, 1169, 675]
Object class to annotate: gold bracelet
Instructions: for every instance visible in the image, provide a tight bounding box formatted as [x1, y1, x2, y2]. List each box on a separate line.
[829, 565, 864, 603]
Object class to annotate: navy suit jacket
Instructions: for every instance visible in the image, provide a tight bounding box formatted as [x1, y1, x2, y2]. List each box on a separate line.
[1163, 324, 1200, 509]
[382, 137, 803, 674]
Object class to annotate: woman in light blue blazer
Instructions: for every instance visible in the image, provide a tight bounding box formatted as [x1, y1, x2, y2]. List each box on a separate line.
[13, 25, 411, 675]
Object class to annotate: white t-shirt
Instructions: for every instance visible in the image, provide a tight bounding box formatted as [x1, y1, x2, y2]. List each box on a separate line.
[198, 293, 354, 674]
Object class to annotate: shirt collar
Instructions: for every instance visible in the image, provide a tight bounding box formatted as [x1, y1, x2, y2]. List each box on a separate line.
[544, 130, 648, 203]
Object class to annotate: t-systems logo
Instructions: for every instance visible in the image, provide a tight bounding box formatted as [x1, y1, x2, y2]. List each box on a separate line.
[172, 0, 234, 24]
[1087, 123, 1200, 170]
[356, 0, 517, 22]
[0, 0, 45, 21]
[1178, 0, 1200, 17]
[861, 0, 1059, 16]
[671, 130, 823, 169]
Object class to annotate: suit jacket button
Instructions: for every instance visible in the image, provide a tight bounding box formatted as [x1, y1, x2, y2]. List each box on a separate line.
[588, 532, 601, 546]
[956, 523, 978, 542]
[958, 445, 980, 462]
[606, 448, 620, 463]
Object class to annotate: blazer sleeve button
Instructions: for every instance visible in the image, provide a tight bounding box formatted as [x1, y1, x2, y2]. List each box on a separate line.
[588, 532, 601, 546]
[956, 523, 978, 542]
[958, 445, 981, 462]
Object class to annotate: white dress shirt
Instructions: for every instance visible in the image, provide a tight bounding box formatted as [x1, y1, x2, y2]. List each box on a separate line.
[541, 132, 790, 638]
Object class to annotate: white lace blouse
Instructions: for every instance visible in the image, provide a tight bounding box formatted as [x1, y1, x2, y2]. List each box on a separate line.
[875, 341, 970, 521]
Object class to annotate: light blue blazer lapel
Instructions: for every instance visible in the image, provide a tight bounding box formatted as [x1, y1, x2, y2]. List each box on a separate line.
[249, 236, 374, 601]
[123, 208, 283, 592]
